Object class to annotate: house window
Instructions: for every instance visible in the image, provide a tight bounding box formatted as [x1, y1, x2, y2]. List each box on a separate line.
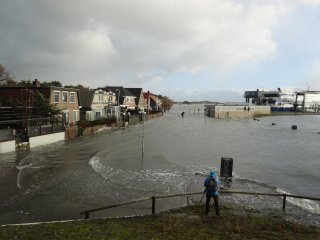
[70, 92, 75, 103]
[54, 91, 60, 103]
[98, 94, 103, 103]
[95, 111, 101, 120]
[73, 110, 79, 122]
[63, 92, 68, 103]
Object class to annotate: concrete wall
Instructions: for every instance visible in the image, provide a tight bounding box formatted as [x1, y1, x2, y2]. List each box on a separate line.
[0, 140, 16, 153]
[252, 106, 271, 116]
[29, 132, 65, 148]
[208, 105, 271, 119]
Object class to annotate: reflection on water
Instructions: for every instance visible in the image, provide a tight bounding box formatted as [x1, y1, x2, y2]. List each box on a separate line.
[0, 104, 319, 225]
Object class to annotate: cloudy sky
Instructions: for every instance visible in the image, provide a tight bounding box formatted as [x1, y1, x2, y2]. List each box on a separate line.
[1, 0, 320, 102]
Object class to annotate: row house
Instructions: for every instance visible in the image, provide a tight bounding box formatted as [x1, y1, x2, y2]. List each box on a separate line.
[143, 91, 162, 112]
[0, 80, 81, 124]
[50, 86, 80, 124]
[0, 79, 162, 125]
[126, 88, 145, 111]
[105, 86, 136, 110]
[79, 86, 146, 121]
[79, 88, 117, 121]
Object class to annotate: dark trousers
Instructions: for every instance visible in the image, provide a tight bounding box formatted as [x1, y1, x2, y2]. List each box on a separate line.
[205, 194, 220, 216]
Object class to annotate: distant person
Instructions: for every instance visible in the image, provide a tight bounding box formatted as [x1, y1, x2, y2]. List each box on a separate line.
[204, 171, 220, 216]
[181, 112, 185, 117]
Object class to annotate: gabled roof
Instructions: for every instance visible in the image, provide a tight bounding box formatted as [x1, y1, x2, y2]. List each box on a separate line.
[123, 88, 135, 97]
[126, 88, 143, 105]
[149, 95, 158, 103]
[105, 86, 135, 104]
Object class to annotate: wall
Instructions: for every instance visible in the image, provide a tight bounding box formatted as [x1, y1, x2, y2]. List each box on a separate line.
[29, 132, 65, 148]
[252, 106, 271, 116]
[209, 105, 271, 119]
[0, 140, 16, 153]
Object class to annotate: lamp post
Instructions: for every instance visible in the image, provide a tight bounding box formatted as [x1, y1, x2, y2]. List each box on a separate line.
[140, 110, 146, 158]
[116, 89, 120, 127]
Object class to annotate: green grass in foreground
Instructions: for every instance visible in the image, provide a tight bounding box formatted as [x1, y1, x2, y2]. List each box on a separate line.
[0, 205, 319, 240]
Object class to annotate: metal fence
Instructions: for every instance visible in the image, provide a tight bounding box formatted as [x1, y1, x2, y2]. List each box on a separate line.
[80, 190, 320, 220]
[0, 117, 64, 142]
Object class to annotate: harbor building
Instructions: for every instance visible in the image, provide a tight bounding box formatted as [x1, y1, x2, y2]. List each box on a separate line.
[204, 104, 271, 119]
[296, 91, 320, 112]
[244, 88, 320, 112]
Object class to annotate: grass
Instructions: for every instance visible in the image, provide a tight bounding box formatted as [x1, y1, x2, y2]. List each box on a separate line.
[0, 205, 319, 240]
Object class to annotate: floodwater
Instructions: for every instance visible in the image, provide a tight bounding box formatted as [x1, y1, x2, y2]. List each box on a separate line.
[0, 104, 319, 225]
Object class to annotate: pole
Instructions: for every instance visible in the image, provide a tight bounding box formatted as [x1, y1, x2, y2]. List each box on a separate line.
[117, 89, 120, 128]
[205, 111, 206, 125]
[147, 91, 150, 115]
[282, 194, 287, 210]
[25, 87, 29, 140]
[142, 112, 145, 158]
[152, 196, 155, 214]
[199, 192, 205, 205]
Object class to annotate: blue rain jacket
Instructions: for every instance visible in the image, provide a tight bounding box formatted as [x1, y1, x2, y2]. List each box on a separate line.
[204, 172, 220, 196]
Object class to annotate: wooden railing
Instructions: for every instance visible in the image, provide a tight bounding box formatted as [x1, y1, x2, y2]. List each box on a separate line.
[80, 190, 320, 219]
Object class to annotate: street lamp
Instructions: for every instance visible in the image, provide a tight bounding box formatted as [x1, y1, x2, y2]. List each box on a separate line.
[140, 110, 146, 158]
[116, 89, 120, 127]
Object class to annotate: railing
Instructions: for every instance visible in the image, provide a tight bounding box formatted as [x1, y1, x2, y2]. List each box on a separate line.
[80, 190, 320, 220]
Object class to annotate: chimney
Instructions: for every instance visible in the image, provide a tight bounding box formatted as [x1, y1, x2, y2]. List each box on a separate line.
[33, 79, 40, 87]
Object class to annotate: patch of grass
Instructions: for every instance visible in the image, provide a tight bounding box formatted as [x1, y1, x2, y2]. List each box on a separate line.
[0, 205, 319, 240]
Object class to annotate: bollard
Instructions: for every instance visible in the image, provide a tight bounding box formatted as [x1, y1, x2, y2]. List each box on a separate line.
[220, 157, 233, 178]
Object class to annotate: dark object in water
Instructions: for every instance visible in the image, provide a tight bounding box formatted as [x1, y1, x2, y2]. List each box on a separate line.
[220, 157, 233, 178]
[272, 123, 276, 125]
[253, 117, 260, 121]
[181, 112, 185, 117]
[292, 125, 297, 130]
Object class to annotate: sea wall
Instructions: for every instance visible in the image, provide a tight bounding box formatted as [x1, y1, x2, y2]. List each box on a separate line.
[0, 140, 15, 153]
[29, 132, 65, 148]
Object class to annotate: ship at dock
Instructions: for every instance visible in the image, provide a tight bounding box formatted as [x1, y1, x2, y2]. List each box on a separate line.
[244, 88, 320, 113]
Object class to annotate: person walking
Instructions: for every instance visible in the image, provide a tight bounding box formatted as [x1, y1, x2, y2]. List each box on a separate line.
[204, 171, 220, 216]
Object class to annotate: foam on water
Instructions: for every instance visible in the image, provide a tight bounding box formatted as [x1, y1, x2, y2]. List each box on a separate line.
[89, 155, 197, 195]
[276, 188, 320, 215]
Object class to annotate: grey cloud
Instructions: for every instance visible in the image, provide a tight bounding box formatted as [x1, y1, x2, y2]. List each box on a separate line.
[1, 0, 288, 91]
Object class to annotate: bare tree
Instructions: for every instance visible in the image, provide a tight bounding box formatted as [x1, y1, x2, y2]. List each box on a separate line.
[159, 95, 174, 111]
[0, 64, 15, 84]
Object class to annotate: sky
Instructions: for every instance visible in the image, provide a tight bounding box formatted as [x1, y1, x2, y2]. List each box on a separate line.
[1, 0, 320, 102]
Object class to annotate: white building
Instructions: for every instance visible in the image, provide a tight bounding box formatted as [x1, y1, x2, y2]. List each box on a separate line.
[80, 88, 117, 121]
[205, 104, 271, 119]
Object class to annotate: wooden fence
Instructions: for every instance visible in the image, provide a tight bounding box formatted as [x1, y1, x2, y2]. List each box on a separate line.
[80, 190, 320, 220]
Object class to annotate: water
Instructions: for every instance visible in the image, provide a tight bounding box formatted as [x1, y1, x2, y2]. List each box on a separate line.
[0, 104, 319, 225]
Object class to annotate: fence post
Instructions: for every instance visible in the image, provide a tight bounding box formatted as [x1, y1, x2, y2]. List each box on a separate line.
[152, 196, 156, 214]
[282, 194, 287, 210]
[85, 212, 89, 220]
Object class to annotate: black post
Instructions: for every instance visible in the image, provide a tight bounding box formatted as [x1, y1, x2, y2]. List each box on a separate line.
[152, 196, 156, 214]
[282, 194, 287, 210]
[85, 212, 89, 219]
